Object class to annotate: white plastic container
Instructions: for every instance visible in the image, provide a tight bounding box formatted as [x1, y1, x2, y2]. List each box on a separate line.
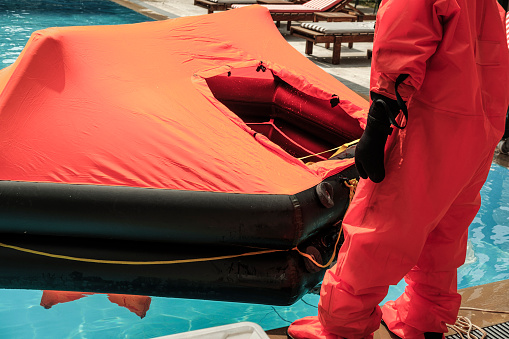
[151, 322, 271, 339]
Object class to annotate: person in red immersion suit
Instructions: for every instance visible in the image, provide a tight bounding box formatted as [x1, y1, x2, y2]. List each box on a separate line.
[288, 0, 509, 338]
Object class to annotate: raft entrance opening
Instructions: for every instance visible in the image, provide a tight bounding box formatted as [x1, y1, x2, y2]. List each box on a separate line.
[205, 67, 363, 163]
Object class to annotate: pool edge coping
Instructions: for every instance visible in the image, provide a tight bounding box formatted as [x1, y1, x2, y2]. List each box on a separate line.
[108, 0, 179, 20]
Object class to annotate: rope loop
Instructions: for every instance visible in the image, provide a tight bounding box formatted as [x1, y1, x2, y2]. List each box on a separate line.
[344, 178, 358, 204]
[445, 307, 509, 338]
[447, 315, 487, 339]
[293, 220, 343, 269]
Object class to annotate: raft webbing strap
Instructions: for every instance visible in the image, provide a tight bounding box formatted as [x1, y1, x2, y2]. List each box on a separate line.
[392, 73, 409, 129]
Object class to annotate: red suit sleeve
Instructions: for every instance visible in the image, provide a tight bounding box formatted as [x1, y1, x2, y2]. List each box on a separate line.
[370, 0, 460, 101]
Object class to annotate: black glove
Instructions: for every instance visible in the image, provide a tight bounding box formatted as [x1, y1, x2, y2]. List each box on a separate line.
[355, 92, 400, 183]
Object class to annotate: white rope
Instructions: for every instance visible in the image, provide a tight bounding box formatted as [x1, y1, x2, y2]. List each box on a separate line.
[446, 307, 509, 338]
[447, 316, 487, 339]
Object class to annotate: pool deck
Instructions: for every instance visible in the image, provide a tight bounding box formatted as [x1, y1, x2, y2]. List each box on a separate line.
[111, 1, 509, 338]
[266, 279, 509, 338]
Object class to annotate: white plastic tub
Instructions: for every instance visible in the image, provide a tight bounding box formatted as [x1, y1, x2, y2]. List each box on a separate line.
[151, 322, 270, 339]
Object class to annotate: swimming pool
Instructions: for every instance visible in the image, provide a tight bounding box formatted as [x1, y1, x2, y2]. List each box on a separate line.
[0, 0, 151, 65]
[0, 1, 508, 338]
[0, 163, 506, 339]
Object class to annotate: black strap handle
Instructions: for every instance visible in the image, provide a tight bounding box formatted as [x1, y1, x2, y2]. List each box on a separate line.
[389, 74, 409, 129]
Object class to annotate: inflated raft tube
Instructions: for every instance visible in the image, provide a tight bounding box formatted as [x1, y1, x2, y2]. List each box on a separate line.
[0, 166, 356, 249]
[0, 224, 341, 305]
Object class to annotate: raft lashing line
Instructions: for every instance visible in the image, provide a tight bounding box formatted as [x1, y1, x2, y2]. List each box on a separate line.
[0, 179, 357, 268]
[0, 242, 286, 265]
[0, 225, 342, 267]
[298, 139, 359, 162]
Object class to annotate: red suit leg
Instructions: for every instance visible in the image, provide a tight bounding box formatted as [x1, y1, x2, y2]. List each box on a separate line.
[288, 106, 503, 339]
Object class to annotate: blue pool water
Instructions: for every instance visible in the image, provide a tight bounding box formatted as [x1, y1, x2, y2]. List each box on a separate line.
[0, 0, 151, 65]
[0, 1, 508, 338]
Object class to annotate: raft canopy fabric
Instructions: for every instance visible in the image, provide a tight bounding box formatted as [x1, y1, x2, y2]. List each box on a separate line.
[0, 6, 367, 305]
[0, 6, 367, 195]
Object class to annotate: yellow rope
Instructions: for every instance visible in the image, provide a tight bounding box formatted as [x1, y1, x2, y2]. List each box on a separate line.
[293, 221, 342, 269]
[344, 178, 358, 202]
[298, 146, 342, 161]
[0, 242, 284, 265]
[298, 139, 359, 161]
[0, 239, 342, 268]
[328, 139, 359, 159]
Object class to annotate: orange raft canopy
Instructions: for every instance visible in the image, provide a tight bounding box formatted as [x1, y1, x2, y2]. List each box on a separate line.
[0, 6, 367, 305]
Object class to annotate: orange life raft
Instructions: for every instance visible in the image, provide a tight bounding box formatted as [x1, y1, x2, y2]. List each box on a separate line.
[0, 6, 367, 305]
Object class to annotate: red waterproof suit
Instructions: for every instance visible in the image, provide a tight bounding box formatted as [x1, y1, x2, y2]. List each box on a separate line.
[289, 0, 509, 338]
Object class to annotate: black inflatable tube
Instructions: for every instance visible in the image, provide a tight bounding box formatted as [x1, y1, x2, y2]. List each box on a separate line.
[0, 168, 355, 249]
[0, 231, 337, 305]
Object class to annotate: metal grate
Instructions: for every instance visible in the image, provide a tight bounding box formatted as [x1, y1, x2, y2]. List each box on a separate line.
[447, 321, 509, 339]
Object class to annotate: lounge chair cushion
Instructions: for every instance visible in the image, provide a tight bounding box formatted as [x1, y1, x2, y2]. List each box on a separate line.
[231, 4, 310, 11]
[301, 21, 375, 34]
[232, 5, 316, 13]
[303, 0, 343, 11]
[232, 0, 345, 11]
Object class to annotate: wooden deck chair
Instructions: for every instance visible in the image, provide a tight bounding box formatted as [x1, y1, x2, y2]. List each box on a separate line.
[194, 0, 256, 14]
[290, 21, 375, 64]
[231, 0, 353, 30]
[341, 5, 377, 21]
[194, 0, 308, 14]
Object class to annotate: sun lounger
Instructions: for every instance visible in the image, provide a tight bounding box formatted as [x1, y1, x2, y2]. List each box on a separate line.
[194, 0, 306, 14]
[340, 3, 377, 21]
[231, 0, 352, 30]
[194, 0, 256, 14]
[290, 21, 375, 64]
